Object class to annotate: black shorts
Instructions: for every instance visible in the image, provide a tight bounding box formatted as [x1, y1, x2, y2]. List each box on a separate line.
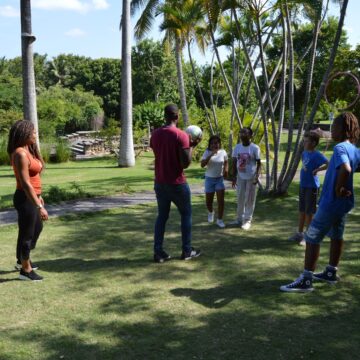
[299, 187, 318, 215]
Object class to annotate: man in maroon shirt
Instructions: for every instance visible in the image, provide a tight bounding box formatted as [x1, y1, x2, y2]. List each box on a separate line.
[150, 104, 201, 262]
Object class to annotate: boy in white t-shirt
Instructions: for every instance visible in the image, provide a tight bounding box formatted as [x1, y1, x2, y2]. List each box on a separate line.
[231, 127, 261, 230]
[201, 135, 228, 228]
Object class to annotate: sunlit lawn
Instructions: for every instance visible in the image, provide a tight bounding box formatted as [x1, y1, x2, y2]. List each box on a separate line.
[0, 152, 204, 210]
[0, 184, 359, 359]
[0, 133, 335, 210]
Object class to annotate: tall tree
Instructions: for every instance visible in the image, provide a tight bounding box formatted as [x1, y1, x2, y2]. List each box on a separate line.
[132, 0, 190, 126]
[159, 0, 214, 130]
[20, 0, 39, 145]
[119, 0, 135, 167]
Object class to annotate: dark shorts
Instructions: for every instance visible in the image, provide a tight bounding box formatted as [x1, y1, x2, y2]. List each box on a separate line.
[299, 187, 318, 215]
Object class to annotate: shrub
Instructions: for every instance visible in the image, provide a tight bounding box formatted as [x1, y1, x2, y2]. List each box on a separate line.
[133, 101, 165, 130]
[43, 182, 91, 203]
[40, 141, 53, 164]
[54, 140, 71, 163]
[99, 118, 120, 154]
[0, 136, 9, 165]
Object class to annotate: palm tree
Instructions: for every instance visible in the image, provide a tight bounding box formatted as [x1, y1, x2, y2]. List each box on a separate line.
[20, 0, 39, 146]
[159, 0, 215, 131]
[118, 0, 136, 167]
[279, 0, 349, 192]
[131, 0, 189, 126]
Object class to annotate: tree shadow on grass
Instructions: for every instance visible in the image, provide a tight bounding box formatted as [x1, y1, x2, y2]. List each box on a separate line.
[2, 191, 360, 359]
[8, 292, 360, 360]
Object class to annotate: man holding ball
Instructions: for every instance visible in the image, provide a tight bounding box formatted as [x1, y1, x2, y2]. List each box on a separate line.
[150, 104, 201, 263]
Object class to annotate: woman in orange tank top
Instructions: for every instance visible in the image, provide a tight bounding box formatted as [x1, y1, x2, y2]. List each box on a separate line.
[7, 120, 48, 281]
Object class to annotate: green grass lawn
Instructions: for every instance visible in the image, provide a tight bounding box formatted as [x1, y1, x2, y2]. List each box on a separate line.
[0, 185, 359, 359]
[0, 153, 204, 210]
[0, 135, 334, 210]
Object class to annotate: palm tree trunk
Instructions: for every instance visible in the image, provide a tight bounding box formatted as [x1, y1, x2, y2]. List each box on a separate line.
[175, 37, 189, 126]
[277, 3, 295, 188]
[20, 0, 39, 146]
[283, 2, 322, 184]
[272, 13, 288, 191]
[279, 0, 349, 192]
[209, 25, 242, 128]
[118, 0, 135, 167]
[187, 41, 214, 134]
[209, 53, 219, 132]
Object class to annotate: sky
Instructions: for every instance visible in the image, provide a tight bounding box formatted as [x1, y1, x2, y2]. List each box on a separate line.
[0, 0, 359, 65]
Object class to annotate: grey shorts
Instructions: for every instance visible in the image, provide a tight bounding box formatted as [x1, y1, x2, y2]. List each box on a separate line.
[299, 187, 318, 215]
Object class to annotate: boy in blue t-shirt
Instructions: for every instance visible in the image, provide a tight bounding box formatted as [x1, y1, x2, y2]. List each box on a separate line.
[281, 112, 360, 293]
[288, 131, 328, 245]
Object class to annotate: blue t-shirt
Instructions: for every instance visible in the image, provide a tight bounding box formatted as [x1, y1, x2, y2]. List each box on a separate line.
[300, 150, 328, 188]
[319, 142, 360, 214]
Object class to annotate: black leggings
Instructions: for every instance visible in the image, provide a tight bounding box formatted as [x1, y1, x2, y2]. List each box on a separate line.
[13, 190, 43, 261]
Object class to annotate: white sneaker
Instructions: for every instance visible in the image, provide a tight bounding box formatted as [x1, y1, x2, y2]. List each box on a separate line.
[208, 212, 214, 223]
[241, 221, 251, 230]
[216, 219, 225, 228]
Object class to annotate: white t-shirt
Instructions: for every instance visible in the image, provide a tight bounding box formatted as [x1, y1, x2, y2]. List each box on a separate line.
[201, 149, 228, 177]
[232, 143, 260, 180]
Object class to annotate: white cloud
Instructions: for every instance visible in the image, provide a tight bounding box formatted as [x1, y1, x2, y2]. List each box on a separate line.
[0, 5, 19, 17]
[92, 0, 109, 10]
[65, 28, 86, 37]
[32, 0, 109, 12]
[33, 0, 87, 11]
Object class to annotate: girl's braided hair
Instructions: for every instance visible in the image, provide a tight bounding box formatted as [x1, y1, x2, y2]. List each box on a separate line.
[7, 120, 44, 165]
[335, 112, 360, 144]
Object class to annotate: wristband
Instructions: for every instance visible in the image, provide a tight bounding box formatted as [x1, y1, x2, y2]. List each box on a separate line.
[36, 204, 43, 209]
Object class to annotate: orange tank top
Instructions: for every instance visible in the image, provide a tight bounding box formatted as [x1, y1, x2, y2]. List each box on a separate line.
[12, 148, 43, 195]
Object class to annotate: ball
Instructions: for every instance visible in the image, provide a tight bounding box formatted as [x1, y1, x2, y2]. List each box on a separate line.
[185, 125, 203, 142]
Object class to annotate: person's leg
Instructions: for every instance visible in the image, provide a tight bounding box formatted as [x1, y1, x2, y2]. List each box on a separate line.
[304, 243, 321, 271]
[216, 190, 225, 220]
[14, 190, 37, 272]
[313, 215, 346, 284]
[244, 180, 257, 222]
[205, 192, 215, 213]
[30, 212, 43, 251]
[280, 208, 331, 292]
[236, 178, 246, 222]
[298, 212, 306, 233]
[329, 239, 344, 267]
[304, 188, 317, 230]
[172, 183, 192, 253]
[297, 187, 307, 233]
[304, 214, 313, 229]
[154, 184, 171, 254]
[312, 214, 346, 281]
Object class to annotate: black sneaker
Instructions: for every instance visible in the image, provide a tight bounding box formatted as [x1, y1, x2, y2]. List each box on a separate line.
[280, 275, 313, 293]
[19, 269, 43, 281]
[180, 247, 201, 260]
[313, 267, 340, 284]
[154, 250, 171, 263]
[15, 261, 39, 271]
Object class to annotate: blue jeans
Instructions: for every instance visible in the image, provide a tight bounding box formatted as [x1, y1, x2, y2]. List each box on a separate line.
[154, 183, 192, 254]
[305, 207, 346, 244]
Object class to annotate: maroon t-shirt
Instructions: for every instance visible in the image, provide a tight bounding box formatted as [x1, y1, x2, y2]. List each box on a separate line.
[150, 125, 190, 184]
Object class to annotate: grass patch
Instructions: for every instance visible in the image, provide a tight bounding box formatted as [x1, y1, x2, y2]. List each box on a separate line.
[0, 133, 335, 210]
[0, 188, 359, 359]
[0, 153, 204, 209]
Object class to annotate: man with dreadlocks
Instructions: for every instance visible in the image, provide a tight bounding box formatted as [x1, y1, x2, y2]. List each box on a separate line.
[280, 112, 360, 293]
[7, 120, 48, 281]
